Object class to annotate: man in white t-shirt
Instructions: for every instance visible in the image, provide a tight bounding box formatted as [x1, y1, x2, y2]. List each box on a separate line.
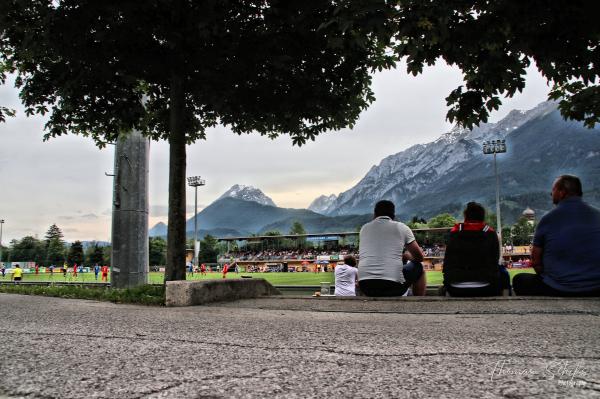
[335, 255, 359, 296]
[358, 200, 426, 296]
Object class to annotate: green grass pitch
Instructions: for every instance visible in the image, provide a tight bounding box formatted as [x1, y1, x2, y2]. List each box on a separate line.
[1, 269, 535, 286]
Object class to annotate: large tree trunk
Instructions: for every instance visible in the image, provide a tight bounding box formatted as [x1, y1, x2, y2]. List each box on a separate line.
[165, 73, 187, 282]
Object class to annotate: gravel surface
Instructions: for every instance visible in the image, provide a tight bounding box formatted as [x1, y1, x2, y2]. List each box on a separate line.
[1, 293, 599, 398]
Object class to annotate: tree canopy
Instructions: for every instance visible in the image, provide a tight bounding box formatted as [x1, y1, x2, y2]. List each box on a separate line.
[337, 0, 600, 128]
[44, 224, 66, 265]
[427, 213, 457, 228]
[67, 240, 84, 266]
[198, 235, 219, 264]
[0, 1, 388, 282]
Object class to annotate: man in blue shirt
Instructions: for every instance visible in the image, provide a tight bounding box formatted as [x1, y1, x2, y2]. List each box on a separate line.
[513, 175, 600, 296]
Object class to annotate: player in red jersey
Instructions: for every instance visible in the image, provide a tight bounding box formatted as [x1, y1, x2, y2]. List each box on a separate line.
[101, 265, 109, 282]
[222, 263, 229, 279]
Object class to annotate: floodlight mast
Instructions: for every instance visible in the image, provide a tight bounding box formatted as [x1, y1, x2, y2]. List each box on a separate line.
[483, 140, 507, 263]
[187, 176, 206, 268]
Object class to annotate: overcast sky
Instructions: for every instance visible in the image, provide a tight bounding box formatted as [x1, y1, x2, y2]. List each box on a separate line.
[0, 62, 550, 242]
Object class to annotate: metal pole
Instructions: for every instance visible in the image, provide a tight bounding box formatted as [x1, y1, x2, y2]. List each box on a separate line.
[187, 176, 205, 268]
[494, 152, 503, 262]
[194, 185, 198, 267]
[0, 220, 4, 265]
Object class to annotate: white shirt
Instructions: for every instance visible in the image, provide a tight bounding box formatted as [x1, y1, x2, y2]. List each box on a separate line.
[358, 216, 415, 283]
[334, 264, 358, 296]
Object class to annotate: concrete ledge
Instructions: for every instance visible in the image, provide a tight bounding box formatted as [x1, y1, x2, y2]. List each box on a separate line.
[165, 278, 281, 307]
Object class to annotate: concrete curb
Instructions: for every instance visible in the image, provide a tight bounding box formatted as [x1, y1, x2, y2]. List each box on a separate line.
[165, 278, 281, 306]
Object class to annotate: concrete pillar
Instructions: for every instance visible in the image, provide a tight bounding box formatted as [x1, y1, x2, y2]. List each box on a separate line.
[111, 129, 150, 288]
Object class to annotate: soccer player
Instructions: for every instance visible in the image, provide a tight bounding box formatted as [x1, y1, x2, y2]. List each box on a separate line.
[200, 263, 206, 276]
[72, 263, 78, 278]
[101, 265, 109, 282]
[12, 264, 23, 284]
[222, 263, 229, 279]
[94, 264, 100, 280]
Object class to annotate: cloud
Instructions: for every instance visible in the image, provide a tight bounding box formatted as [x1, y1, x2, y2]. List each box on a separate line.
[58, 213, 98, 221]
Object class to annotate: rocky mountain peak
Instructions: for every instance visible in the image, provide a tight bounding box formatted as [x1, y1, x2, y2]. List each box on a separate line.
[307, 194, 338, 214]
[218, 184, 276, 207]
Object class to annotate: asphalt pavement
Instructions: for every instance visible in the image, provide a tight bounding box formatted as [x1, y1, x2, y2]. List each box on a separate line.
[1, 293, 599, 398]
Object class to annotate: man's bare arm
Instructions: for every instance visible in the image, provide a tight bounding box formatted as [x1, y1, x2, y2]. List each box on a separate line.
[405, 241, 424, 262]
[531, 245, 544, 274]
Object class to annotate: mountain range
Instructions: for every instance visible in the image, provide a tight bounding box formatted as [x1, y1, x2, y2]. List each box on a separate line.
[150, 101, 600, 238]
[313, 101, 600, 220]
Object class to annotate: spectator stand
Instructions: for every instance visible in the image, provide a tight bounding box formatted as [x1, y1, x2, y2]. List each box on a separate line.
[216, 228, 453, 272]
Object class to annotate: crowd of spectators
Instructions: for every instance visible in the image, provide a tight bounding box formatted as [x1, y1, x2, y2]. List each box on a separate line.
[217, 245, 450, 264]
[422, 244, 445, 257]
[219, 246, 359, 262]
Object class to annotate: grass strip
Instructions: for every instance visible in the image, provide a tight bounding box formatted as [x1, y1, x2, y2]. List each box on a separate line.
[0, 284, 165, 306]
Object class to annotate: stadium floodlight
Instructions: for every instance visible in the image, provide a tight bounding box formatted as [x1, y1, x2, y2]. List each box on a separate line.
[483, 140, 508, 261]
[187, 176, 206, 268]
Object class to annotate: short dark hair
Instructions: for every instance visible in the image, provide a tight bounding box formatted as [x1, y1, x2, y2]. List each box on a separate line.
[343, 255, 357, 267]
[556, 175, 583, 197]
[374, 200, 395, 219]
[464, 201, 486, 222]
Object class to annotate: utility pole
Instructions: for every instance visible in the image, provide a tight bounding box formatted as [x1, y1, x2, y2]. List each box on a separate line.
[483, 139, 507, 263]
[110, 129, 150, 288]
[187, 176, 205, 268]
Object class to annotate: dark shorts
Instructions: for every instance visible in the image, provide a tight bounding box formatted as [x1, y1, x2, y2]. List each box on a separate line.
[14, 277, 21, 281]
[358, 261, 424, 297]
[513, 273, 600, 297]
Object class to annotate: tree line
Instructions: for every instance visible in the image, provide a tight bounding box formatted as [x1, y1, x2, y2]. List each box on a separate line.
[1, 224, 109, 266]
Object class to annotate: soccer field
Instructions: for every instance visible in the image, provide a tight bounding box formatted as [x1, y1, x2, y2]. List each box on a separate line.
[1, 269, 535, 286]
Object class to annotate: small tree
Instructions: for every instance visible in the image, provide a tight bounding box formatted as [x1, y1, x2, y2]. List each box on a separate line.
[198, 235, 219, 264]
[511, 218, 536, 246]
[149, 237, 167, 267]
[44, 224, 66, 266]
[8, 236, 44, 263]
[263, 230, 284, 250]
[102, 246, 112, 266]
[85, 243, 105, 265]
[67, 241, 84, 266]
[288, 221, 307, 249]
[0, 244, 8, 262]
[427, 214, 457, 228]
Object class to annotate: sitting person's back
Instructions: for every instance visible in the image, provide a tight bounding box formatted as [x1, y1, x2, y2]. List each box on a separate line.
[358, 200, 426, 296]
[513, 175, 600, 296]
[334, 255, 358, 296]
[443, 202, 508, 296]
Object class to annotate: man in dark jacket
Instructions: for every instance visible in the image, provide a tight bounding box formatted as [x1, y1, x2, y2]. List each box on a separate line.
[443, 202, 509, 296]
